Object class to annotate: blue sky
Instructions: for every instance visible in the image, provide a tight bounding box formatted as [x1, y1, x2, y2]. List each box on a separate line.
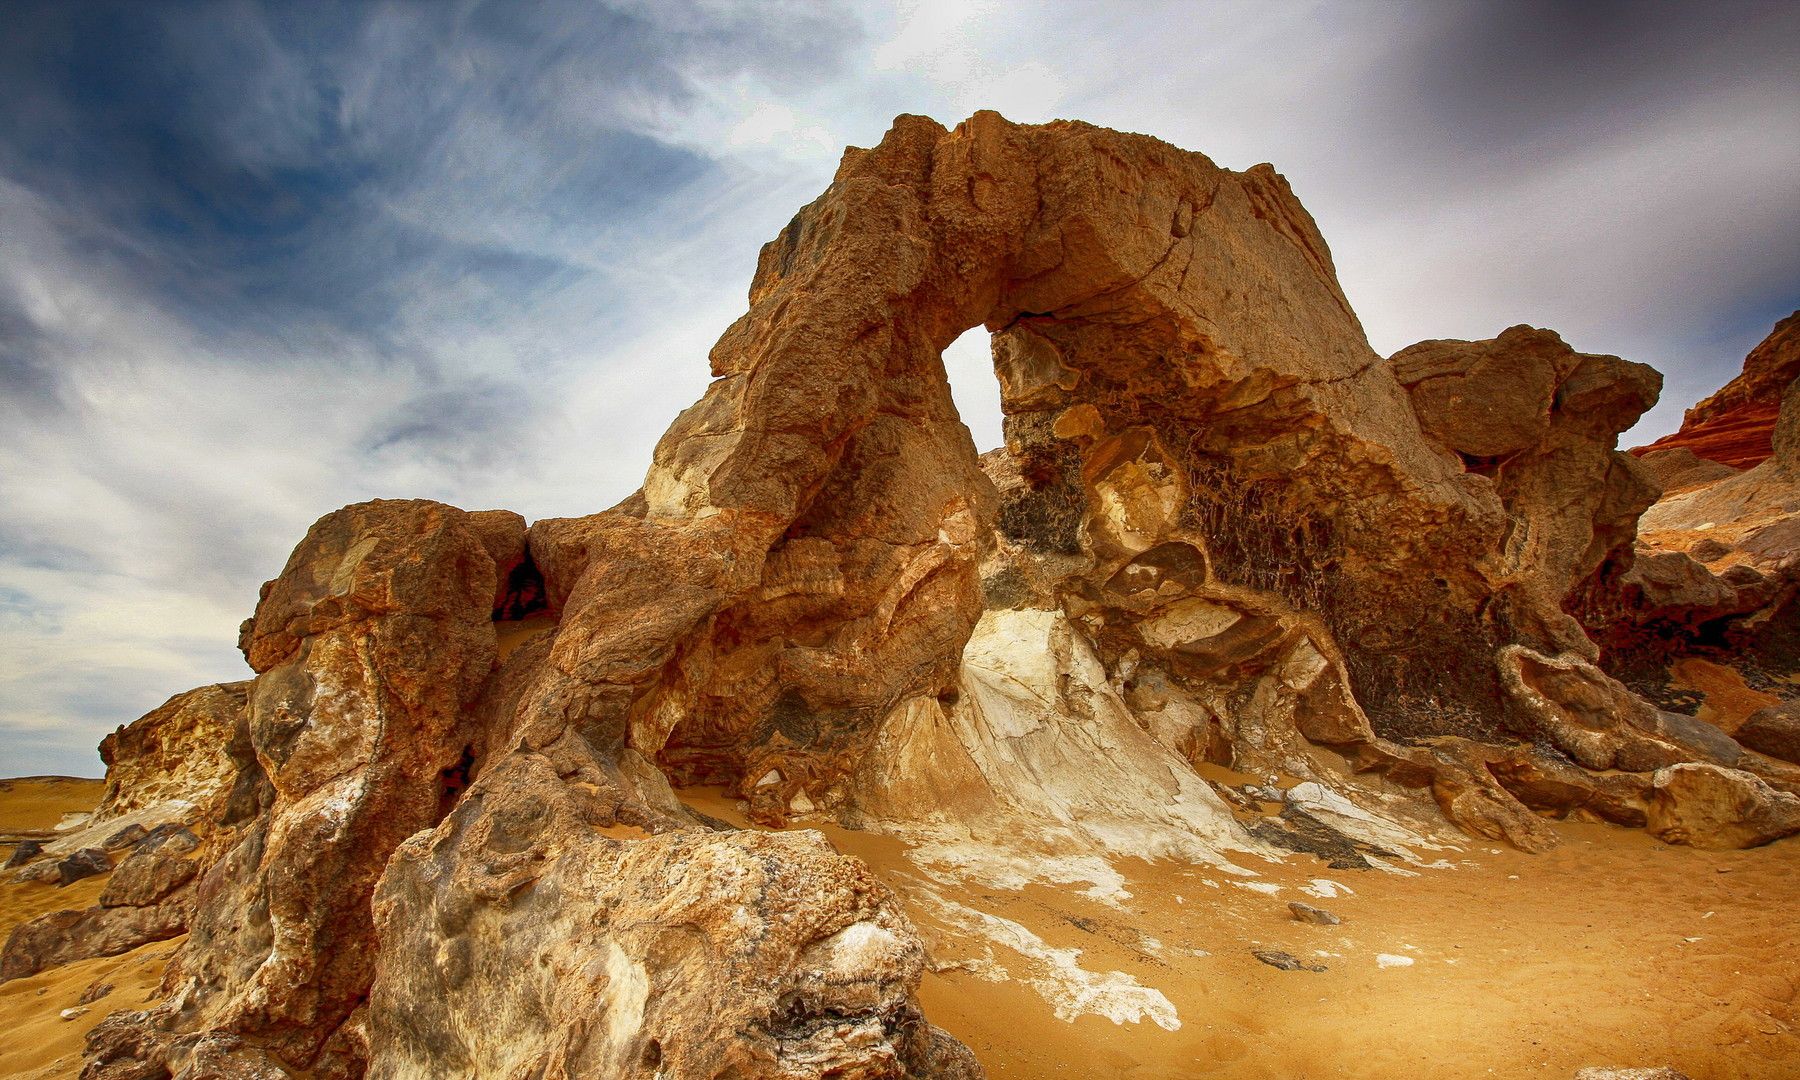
[2, 0, 1796, 776]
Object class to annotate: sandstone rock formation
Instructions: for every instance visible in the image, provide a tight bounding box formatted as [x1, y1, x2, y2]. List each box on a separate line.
[1582, 353, 1798, 707]
[368, 777, 978, 1079]
[1637, 311, 1799, 468]
[46, 113, 1797, 1078]
[92, 683, 245, 827]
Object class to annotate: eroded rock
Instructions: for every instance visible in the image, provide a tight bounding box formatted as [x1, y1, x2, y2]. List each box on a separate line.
[94, 682, 247, 826]
[1636, 310, 1798, 469]
[1736, 702, 1800, 765]
[69, 112, 1800, 1080]
[1646, 763, 1800, 849]
[366, 759, 976, 1079]
[90, 499, 503, 1078]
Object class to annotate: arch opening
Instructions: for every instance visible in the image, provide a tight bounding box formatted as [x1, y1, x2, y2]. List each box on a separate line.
[942, 326, 1005, 455]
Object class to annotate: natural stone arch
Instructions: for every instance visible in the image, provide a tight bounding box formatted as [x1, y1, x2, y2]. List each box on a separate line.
[88, 112, 1800, 1080]
[528, 111, 1581, 823]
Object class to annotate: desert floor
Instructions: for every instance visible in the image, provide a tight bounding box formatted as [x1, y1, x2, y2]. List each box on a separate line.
[683, 787, 1800, 1080]
[4, 757, 1797, 1080]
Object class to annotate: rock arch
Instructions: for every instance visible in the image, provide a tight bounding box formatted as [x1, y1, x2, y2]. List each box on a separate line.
[83, 112, 1800, 1080]
[525, 111, 1619, 829]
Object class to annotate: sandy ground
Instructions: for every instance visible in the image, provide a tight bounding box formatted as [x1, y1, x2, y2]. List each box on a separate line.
[4, 768, 1797, 1080]
[0, 777, 105, 837]
[0, 778, 170, 1080]
[681, 789, 1800, 1080]
[0, 934, 179, 1079]
[1669, 658, 1784, 733]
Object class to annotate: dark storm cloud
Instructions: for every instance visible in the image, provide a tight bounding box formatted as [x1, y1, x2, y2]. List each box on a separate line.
[0, 0, 853, 375]
[362, 376, 536, 466]
[0, 294, 58, 405]
[0, 0, 864, 775]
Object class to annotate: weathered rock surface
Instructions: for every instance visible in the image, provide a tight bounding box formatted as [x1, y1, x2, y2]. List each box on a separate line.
[89, 499, 505, 1078]
[4, 839, 42, 869]
[1, 884, 195, 984]
[1735, 702, 1800, 764]
[1645, 763, 1800, 849]
[56, 848, 111, 886]
[93, 682, 246, 827]
[366, 756, 976, 1079]
[67, 113, 1799, 1079]
[1636, 311, 1799, 469]
[1634, 447, 1739, 494]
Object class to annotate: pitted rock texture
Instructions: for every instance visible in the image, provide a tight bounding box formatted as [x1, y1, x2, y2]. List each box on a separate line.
[1636, 311, 1799, 469]
[93, 682, 246, 826]
[514, 112, 1671, 858]
[89, 499, 505, 1078]
[366, 755, 976, 1080]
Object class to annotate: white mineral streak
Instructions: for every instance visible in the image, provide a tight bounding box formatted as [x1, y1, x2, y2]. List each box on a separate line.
[915, 889, 1181, 1031]
[859, 609, 1269, 896]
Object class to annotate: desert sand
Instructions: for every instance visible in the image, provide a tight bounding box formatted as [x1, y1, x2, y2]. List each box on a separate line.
[680, 783, 1800, 1080]
[5, 760, 1799, 1078]
[0, 778, 175, 1079]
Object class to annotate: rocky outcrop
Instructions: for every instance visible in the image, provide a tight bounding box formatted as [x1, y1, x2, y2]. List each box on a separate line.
[2, 829, 202, 983]
[366, 755, 975, 1079]
[1636, 311, 1799, 469]
[1390, 327, 1661, 664]
[92, 682, 246, 827]
[1581, 363, 1799, 703]
[71, 113, 1799, 1079]
[89, 500, 507, 1078]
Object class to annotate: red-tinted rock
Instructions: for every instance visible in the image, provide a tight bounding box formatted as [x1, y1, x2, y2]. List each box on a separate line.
[1634, 311, 1798, 469]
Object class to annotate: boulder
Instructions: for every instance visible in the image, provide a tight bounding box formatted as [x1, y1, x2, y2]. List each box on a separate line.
[1, 897, 192, 983]
[99, 849, 198, 909]
[101, 823, 149, 851]
[3, 839, 42, 869]
[1645, 763, 1800, 849]
[56, 848, 110, 887]
[1735, 702, 1800, 765]
[1288, 901, 1341, 925]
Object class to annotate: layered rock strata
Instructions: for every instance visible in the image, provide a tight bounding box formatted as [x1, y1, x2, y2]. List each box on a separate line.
[1636, 311, 1799, 469]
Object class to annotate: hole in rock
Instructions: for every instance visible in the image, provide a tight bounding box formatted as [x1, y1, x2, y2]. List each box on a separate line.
[942, 326, 1004, 453]
[493, 549, 550, 621]
[437, 744, 476, 819]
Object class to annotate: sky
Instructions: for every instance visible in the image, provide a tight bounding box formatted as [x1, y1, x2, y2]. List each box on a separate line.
[1, 0, 1796, 776]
